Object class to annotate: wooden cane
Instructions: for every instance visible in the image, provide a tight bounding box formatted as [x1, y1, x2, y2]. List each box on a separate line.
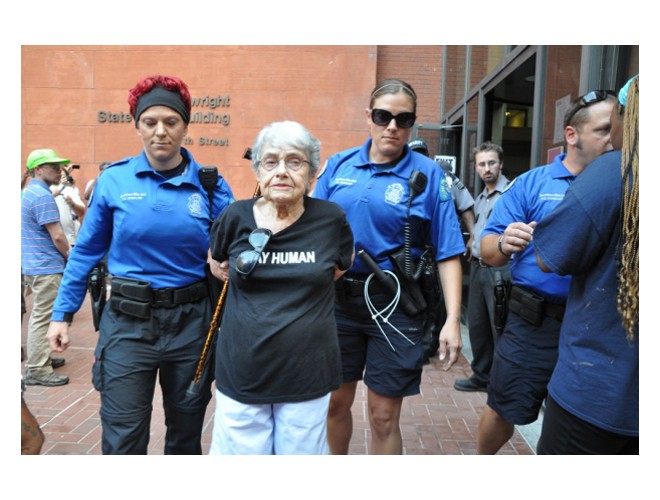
[189, 182, 262, 387]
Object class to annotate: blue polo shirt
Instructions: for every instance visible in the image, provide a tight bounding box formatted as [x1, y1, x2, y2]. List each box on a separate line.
[21, 178, 66, 275]
[52, 148, 234, 320]
[481, 154, 574, 303]
[313, 138, 465, 274]
[534, 150, 638, 436]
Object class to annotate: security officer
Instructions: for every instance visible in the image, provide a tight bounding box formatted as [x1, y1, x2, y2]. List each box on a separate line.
[475, 90, 616, 454]
[47, 75, 235, 454]
[314, 78, 465, 454]
[453, 141, 510, 392]
[409, 138, 475, 359]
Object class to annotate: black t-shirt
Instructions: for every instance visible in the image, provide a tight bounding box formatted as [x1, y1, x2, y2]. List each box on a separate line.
[210, 196, 354, 404]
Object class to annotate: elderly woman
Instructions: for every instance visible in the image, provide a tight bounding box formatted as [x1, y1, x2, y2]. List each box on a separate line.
[209, 120, 354, 454]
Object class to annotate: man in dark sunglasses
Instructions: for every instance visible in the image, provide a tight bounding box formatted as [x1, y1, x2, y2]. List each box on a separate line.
[474, 89, 616, 454]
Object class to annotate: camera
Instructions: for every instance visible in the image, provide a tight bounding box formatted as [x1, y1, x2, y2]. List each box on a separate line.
[71, 164, 80, 169]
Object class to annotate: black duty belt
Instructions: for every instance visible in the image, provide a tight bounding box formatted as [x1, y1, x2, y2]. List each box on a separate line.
[508, 284, 565, 326]
[336, 275, 388, 297]
[543, 301, 566, 322]
[111, 277, 209, 308]
[110, 277, 209, 320]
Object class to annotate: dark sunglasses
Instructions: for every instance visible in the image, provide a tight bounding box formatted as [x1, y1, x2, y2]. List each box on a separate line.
[235, 228, 272, 279]
[564, 89, 615, 127]
[370, 108, 417, 129]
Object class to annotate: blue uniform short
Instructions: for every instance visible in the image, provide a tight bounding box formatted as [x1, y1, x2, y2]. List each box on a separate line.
[334, 290, 426, 398]
[486, 310, 560, 425]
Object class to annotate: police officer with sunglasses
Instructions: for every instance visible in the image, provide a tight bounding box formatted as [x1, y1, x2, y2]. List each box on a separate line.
[313, 78, 465, 455]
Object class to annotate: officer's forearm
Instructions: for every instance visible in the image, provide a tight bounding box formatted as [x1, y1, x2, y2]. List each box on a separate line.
[481, 233, 509, 267]
[437, 256, 462, 321]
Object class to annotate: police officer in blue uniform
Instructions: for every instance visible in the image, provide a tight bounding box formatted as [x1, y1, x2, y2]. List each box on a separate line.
[313, 78, 465, 454]
[47, 75, 234, 454]
[475, 90, 616, 454]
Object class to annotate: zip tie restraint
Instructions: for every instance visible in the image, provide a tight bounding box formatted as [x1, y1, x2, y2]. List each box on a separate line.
[363, 271, 416, 351]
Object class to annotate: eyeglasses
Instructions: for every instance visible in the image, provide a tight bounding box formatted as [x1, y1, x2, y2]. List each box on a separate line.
[370, 108, 417, 129]
[564, 90, 615, 127]
[235, 228, 272, 279]
[258, 155, 310, 171]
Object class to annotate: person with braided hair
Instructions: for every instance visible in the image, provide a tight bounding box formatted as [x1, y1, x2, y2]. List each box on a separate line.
[533, 75, 639, 454]
[476, 89, 616, 454]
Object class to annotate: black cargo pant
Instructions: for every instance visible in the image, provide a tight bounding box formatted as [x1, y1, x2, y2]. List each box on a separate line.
[93, 297, 213, 454]
[466, 260, 510, 384]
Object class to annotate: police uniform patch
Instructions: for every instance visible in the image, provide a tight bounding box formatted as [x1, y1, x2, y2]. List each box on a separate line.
[188, 193, 204, 216]
[384, 182, 405, 205]
[439, 176, 452, 202]
[450, 173, 466, 190]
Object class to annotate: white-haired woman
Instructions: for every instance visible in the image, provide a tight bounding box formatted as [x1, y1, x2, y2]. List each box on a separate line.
[209, 121, 354, 454]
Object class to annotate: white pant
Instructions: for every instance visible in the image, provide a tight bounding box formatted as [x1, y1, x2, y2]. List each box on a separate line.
[210, 389, 330, 455]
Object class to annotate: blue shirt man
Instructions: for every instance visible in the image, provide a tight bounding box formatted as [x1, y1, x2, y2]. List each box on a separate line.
[21, 148, 72, 387]
[534, 76, 639, 454]
[535, 151, 638, 443]
[475, 91, 616, 454]
[482, 153, 574, 303]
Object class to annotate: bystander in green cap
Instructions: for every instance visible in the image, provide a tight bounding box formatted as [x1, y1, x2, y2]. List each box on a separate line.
[26, 149, 70, 170]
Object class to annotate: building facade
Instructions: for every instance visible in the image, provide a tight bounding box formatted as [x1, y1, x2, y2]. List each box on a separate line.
[406, 45, 639, 194]
[21, 45, 638, 200]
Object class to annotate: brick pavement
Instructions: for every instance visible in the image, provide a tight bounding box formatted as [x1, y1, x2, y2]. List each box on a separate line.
[21, 291, 535, 455]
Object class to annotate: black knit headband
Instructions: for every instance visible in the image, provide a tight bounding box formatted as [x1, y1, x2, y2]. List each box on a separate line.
[133, 86, 190, 125]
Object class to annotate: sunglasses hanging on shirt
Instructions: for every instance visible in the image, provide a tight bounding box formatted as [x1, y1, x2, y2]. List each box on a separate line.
[235, 227, 272, 279]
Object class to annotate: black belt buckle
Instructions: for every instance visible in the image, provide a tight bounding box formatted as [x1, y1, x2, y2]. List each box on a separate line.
[188, 282, 207, 302]
[152, 288, 174, 308]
